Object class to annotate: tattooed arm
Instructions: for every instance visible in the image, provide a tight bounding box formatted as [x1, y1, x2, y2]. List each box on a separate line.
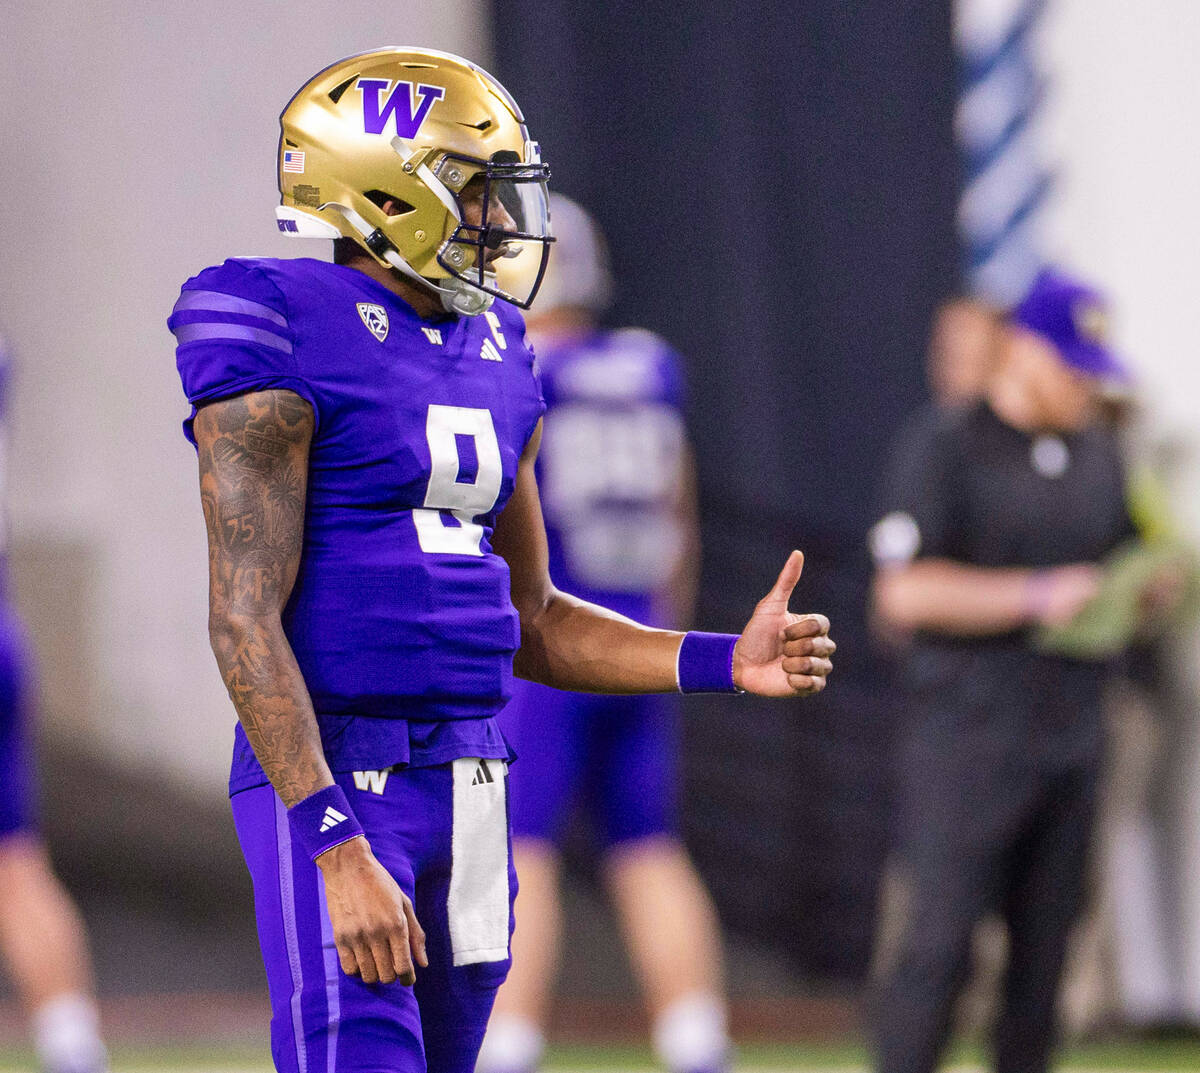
[195, 389, 426, 985]
[195, 389, 326, 805]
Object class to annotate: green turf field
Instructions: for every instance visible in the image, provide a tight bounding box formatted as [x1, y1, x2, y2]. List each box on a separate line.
[2, 1040, 1200, 1072]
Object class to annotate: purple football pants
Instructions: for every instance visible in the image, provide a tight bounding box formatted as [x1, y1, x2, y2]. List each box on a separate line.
[0, 604, 36, 839]
[232, 762, 515, 1073]
[501, 678, 680, 848]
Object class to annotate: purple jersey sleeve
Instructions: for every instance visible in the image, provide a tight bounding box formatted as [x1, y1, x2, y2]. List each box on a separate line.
[645, 332, 686, 412]
[169, 258, 320, 443]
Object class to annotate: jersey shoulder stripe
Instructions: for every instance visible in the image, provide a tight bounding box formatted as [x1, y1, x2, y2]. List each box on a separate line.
[172, 287, 289, 328]
[169, 258, 310, 441]
[172, 321, 293, 354]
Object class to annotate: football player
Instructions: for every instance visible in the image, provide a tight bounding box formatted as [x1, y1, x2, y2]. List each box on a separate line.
[169, 48, 834, 1073]
[477, 194, 729, 1073]
[0, 339, 109, 1073]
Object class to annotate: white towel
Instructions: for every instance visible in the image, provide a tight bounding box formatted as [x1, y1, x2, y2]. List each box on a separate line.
[448, 757, 510, 966]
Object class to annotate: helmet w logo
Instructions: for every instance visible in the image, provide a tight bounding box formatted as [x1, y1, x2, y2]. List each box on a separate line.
[356, 78, 445, 138]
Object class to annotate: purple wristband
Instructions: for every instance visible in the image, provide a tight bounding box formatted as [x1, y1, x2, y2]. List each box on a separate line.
[287, 784, 365, 862]
[1023, 568, 1054, 624]
[677, 631, 742, 694]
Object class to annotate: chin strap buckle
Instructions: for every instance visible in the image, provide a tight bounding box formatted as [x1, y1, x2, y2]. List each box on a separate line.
[442, 280, 494, 317]
[365, 228, 395, 258]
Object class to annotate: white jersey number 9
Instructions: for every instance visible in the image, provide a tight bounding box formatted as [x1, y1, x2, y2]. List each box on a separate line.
[413, 405, 503, 556]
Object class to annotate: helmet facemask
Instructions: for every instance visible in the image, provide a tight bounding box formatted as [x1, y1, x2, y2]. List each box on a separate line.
[431, 150, 553, 312]
[321, 142, 553, 317]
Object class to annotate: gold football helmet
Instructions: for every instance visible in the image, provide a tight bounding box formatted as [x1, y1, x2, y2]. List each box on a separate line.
[276, 47, 553, 316]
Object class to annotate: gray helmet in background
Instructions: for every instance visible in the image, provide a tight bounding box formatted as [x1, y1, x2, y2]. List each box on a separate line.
[536, 193, 614, 315]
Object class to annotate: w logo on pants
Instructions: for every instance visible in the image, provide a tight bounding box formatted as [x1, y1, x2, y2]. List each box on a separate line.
[353, 770, 390, 795]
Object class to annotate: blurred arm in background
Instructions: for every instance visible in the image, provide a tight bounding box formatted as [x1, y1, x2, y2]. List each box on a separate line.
[874, 559, 1100, 636]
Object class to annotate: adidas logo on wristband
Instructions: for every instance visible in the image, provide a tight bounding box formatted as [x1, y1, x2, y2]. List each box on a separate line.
[319, 806, 348, 832]
[289, 785, 365, 861]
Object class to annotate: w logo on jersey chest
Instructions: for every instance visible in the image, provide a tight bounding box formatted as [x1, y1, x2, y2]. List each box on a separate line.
[356, 303, 389, 342]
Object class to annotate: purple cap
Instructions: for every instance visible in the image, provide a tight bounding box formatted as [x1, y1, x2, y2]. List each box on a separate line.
[1012, 268, 1129, 380]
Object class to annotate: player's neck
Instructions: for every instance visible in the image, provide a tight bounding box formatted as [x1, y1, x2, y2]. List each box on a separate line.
[341, 253, 445, 321]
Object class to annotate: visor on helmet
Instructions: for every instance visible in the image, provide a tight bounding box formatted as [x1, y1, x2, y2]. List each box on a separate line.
[434, 151, 553, 309]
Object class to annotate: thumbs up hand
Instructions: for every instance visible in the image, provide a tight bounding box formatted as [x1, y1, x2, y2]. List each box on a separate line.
[733, 551, 835, 697]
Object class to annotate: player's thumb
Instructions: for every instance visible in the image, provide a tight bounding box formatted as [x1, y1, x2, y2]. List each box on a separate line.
[765, 549, 804, 604]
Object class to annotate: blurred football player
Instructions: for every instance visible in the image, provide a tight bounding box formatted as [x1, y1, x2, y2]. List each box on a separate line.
[475, 195, 729, 1073]
[168, 49, 834, 1073]
[0, 339, 109, 1073]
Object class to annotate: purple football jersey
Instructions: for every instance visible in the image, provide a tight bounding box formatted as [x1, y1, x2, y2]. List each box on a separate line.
[536, 327, 687, 624]
[170, 258, 543, 789]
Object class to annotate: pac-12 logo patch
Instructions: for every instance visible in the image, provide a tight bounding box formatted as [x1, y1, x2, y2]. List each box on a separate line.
[356, 303, 389, 342]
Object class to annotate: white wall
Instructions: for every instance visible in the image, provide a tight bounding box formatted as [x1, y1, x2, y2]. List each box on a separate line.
[0, 2, 492, 793]
[1041, 1, 1200, 532]
[1040, 0, 1200, 1017]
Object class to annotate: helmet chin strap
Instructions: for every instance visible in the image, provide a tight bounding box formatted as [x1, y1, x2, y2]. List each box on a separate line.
[381, 247, 495, 317]
[325, 203, 495, 317]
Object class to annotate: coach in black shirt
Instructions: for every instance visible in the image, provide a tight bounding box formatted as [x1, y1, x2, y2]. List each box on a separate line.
[869, 269, 1136, 1073]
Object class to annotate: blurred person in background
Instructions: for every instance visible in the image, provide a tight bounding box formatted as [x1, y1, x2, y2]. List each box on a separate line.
[169, 49, 833, 1073]
[867, 298, 1002, 661]
[867, 269, 1139, 1073]
[0, 340, 108, 1073]
[926, 297, 1003, 410]
[476, 195, 728, 1073]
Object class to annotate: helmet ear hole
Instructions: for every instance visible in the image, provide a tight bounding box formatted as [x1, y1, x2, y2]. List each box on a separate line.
[364, 190, 415, 215]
